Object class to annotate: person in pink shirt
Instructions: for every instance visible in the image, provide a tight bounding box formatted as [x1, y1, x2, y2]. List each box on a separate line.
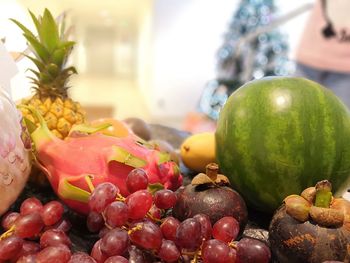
[295, 0, 350, 108]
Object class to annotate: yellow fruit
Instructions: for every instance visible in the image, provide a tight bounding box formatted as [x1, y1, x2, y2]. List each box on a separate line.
[180, 132, 216, 172]
[13, 9, 86, 140]
[90, 118, 132, 138]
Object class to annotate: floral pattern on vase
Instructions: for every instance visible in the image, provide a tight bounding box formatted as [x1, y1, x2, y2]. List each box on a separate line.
[0, 88, 31, 215]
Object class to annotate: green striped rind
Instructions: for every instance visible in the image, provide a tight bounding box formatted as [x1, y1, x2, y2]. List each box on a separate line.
[216, 77, 350, 213]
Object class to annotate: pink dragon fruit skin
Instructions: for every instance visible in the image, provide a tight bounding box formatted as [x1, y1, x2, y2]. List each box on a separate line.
[27, 109, 183, 214]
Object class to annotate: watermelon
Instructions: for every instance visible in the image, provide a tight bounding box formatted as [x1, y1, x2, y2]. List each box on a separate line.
[216, 77, 350, 213]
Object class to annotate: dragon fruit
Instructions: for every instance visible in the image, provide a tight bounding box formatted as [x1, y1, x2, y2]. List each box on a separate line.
[25, 107, 183, 214]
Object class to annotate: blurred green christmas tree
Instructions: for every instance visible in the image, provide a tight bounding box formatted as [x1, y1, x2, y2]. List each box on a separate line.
[199, 0, 293, 120]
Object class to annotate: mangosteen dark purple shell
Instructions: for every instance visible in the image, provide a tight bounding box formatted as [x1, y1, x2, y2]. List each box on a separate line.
[172, 184, 248, 231]
[269, 205, 350, 263]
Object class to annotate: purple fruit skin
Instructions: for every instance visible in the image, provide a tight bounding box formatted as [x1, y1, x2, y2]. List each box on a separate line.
[172, 184, 248, 231]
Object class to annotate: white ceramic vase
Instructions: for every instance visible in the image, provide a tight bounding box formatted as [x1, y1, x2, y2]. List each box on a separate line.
[0, 88, 31, 215]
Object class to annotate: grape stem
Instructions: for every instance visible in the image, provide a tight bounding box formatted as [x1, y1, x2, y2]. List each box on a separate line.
[146, 212, 162, 223]
[127, 224, 143, 235]
[116, 193, 125, 202]
[0, 225, 15, 240]
[229, 241, 237, 249]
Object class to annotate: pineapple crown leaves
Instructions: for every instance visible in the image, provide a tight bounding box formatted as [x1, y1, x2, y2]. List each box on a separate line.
[10, 8, 77, 96]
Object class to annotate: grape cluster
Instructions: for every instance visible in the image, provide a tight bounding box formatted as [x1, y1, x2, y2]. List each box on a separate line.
[86, 168, 272, 263]
[0, 197, 73, 262]
[0, 168, 272, 262]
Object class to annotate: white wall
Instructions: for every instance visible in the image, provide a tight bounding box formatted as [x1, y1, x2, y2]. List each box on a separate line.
[149, 0, 239, 118]
[147, 0, 314, 119]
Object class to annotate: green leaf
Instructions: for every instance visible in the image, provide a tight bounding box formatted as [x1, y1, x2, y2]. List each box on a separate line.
[40, 72, 53, 84]
[28, 9, 41, 36]
[52, 48, 65, 67]
[147, 183, 164, 195]
[10, 18, 36, 39]
[58, 177, 91, 203]
[59, 41, 75, 49]
[41, 8, 59, 52]
[24, 54, 45, 71]
[59, 13, 66, 39]
[109, 146, 147, 168]
[61, 66, 77, 76]
[23, 116, 38, 134]
[28, 69, 40, 79]
[69, 123, 112, 136]
[23, 33, 50, 62]
[47, 63, 59, 78]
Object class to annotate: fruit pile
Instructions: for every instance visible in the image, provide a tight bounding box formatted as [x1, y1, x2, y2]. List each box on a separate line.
[0, 168, 271, 263]
[1, 6, 349, 263]
[0, 197, 71, 262]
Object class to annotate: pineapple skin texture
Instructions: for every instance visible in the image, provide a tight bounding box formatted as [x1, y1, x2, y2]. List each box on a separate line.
[20, 95, 85, 139]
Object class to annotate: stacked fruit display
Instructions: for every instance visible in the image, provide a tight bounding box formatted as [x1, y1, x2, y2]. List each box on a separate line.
[1, 6, 350, 263]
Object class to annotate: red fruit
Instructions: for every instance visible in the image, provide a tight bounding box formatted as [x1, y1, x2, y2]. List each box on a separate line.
[40, 229, 71, 249]
[40, 201, 64, 226]
[126, 190, 153, 220]
[212, 216, 240, 242]
[36, 244, 71, 263]
[24, 107, 183, 215]
[20, 197, 43, 215]
[1, 212, 20, 230]
[154, 189, 177, 209]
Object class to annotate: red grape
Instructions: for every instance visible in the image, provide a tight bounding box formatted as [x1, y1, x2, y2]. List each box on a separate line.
[104, 255, 129, 263]
[193, 214, 212, 241]
[202, 239, 236, 263]
[147, 205, 162, 222]
[49, 218, 72, 233]
[14, 213, 44, 238]
[212, 216, 239, 242]
[68, 252, 97, 263]
[12, 240, 40, 261]
[128, 245, 148, 262]
[40, 229, 71, 249]
[87, 212, 104, 233]
[158, 239, 180, 263]
[99, 227, 110, 239]
[154, 189, 177, 209]
[91, 239, 108, 263]
[0, 236, 23, 260]
[129, 220, 163, 250]
[36, 244, 71, 263]
[175, 218, 202, 250]
[1, 212, 19, 230]
[100, 228, 129, 257]
[20, 197, 43, 216]
[40, 201, 64, 226]
[16, 254, 37, 263]
[236, 238, 271, 263]
[88, 183, 119, 213]
[104, 201, 128, 228]
[126, 190, 153, 220]
[126, 168, 148, 193]
[160, 216, 180, 241]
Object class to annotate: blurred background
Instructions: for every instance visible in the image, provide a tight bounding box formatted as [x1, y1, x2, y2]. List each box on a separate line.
[0, 0, 313, 130]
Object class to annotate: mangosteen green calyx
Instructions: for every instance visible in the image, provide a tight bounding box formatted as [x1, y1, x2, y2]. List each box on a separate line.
[269, 180, 350, 263]
[172, 163, 248, 231]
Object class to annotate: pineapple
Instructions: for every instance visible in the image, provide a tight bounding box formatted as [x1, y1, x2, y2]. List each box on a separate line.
[11, 9, 85, 139]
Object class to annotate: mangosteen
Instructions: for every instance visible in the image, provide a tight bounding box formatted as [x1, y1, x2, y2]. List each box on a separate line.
[172, 163, 248, 231]
[269, 180, 350, 263]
